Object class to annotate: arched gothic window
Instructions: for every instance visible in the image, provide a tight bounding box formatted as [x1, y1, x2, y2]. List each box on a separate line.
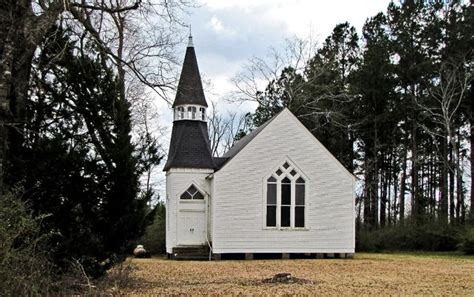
[266, 162, 305, 228]
[180, 185, 204, 200]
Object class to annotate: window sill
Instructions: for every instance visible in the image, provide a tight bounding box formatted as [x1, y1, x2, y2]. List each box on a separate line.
[263, 227, 309, 231]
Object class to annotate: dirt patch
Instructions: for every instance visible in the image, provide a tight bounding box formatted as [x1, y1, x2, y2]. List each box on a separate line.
[260, 272, 314, 285]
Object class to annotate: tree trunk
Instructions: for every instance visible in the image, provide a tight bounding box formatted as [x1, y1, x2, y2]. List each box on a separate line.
[380, 153, 387, 227]
[392, 150, 398, 226]
[470, 80, 474, 218]
[411, 120, 419, 222]
[387, 152, 393, 226]
[449, 140, 455, 223]
[455, 131, 463, 224]
[440, 134, 448, 223]
[399, 144, 408, 223]
[363, 156, 373, 228]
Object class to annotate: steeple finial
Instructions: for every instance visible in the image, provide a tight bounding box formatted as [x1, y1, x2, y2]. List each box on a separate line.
[188, 25, 194, 47]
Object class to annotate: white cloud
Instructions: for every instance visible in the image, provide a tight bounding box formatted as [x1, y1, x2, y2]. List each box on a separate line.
[202, 0, 390, 39]
[207, 15, 237, 38]
[202, 0, 265, 11]
[190, 0, 392, 111]
[209, 16, 224, 32]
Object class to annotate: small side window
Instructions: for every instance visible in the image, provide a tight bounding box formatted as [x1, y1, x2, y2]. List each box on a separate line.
[187, 106, 197, 119]
[200, 107, 206, 121]
[187, 106, 192, 119]
[177, 107, 184, 119]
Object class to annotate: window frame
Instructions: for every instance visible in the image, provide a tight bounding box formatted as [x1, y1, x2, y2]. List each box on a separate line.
[187, 106, 197, 119]
[263, 160, 308, 230]
[179, 184, 206, 202]
[266, 176, 277, 227]
[176, 106, 185, 120]
[199, 107, 206, 121]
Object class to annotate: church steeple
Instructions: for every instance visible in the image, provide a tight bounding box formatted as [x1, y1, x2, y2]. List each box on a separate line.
[172, 34, 207, 108]
[164, 35, 215, 171]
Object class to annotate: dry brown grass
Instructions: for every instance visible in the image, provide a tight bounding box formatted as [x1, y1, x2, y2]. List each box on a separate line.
[101, 253, 474, 295]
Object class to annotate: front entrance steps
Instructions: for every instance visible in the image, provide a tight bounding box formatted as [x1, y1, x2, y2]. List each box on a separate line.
[170, 245, 211, 260]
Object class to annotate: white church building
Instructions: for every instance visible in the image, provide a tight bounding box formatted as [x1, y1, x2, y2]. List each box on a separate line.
[165, 37, 355, 260]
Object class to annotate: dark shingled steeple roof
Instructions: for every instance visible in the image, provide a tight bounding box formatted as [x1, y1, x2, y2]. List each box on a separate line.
[164, 36, 215, 171]
[172, 37, 207, 108]
[163, 121, 215, 171]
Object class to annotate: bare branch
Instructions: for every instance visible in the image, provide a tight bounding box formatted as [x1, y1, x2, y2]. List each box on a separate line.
[68, 0, 141, 14]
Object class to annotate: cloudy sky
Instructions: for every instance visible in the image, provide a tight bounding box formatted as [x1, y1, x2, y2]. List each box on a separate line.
[157, 0, 393, 119]
[152, 0, 392, 197]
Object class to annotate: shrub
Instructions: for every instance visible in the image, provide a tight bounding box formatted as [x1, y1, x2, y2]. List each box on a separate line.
[0, 190, 54, 295]
[356, 221, 461, 252]
[459, 226, 474, 255]
[137, 202, 166, 255]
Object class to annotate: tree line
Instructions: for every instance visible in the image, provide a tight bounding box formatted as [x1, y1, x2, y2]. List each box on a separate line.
[234, 0, 473, 239]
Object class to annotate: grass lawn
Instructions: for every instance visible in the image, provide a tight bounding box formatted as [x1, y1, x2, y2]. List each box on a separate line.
[102, 253, 474, 295]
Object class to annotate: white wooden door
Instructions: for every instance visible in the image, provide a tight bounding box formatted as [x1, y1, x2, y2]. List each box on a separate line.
[178, 210, 206, 245]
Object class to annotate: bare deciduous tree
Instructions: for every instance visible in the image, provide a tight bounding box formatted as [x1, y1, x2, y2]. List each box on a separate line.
[229, 35, 317, 104]
[416, 57, 472, 220]
[208, 101, 251, 157]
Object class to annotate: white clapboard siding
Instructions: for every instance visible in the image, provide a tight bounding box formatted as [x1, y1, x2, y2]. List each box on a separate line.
[212, 109, 355, 254]
[166, 168, 213, 253]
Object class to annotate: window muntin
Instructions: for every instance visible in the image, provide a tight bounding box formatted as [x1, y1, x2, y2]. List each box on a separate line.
[180, 185, 204, 200]
[265, 162, 306, 229]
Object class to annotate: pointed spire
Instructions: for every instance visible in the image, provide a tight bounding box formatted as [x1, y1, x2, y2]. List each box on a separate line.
[188, 25, 194, 47]
[172, 32, 207, 107]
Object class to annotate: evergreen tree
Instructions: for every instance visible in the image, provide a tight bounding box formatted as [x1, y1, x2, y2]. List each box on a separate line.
[352, 13, 397, 228]
[23, 27, 158, 277]
[303, 22, 359, 172]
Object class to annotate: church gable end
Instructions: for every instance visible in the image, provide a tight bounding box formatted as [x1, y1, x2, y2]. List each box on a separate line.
[212, 108, 354, 254]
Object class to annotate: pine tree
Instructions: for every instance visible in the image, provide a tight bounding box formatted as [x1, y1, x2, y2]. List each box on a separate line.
[24, 27, 157, 277]
[352, 13, 397, 228]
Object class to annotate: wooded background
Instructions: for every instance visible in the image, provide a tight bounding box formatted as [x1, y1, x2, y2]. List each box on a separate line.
[230, 0, 473, 233]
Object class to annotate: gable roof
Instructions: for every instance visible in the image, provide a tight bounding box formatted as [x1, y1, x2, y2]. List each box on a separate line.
[211, 112, 279, 170]
[221, 112, 279, 159]
[216, 108, 355, 179]
[172, 43, 208, 107]
[212, 157, 229, 169]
